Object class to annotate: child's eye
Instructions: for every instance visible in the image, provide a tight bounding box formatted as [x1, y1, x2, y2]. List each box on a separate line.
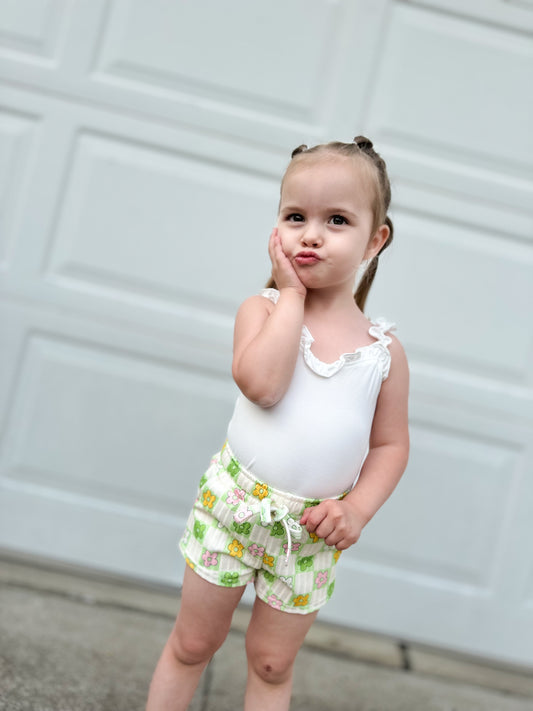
[330, 215, 347, 225]
[287, 213, 304, 222]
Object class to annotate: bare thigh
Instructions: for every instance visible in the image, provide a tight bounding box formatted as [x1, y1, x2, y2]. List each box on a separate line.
[171, 565, 247, 662]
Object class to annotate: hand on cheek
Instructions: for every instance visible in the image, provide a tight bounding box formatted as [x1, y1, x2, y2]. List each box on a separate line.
[268, 228, 306, 296]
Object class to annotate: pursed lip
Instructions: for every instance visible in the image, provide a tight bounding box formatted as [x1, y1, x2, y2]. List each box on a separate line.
[294, 250, 322, 264]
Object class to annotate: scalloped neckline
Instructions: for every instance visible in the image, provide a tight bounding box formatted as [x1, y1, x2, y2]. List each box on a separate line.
[301, 322, 389, 377]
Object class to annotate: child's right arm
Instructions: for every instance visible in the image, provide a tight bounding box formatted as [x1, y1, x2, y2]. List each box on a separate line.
[231, 229, 305, 408]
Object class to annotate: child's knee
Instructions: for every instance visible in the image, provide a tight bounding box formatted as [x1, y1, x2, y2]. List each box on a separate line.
[245, 637, 295, 685]
[167, 622, 225, 667]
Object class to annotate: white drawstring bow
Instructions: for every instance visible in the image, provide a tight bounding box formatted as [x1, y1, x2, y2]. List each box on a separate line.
[233, 498, 303, 564]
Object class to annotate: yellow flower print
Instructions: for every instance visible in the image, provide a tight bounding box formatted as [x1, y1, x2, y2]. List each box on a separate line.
[202, 490, 216, 509]
[252, 482, 269, 500]
[309, 531, 320, 544]
[228, 539, 244, 558]
[293, 594, 309, 607]
[333, 549, 342, 563]
[185, 558, 195, 570]
[262, 554, 274, 568]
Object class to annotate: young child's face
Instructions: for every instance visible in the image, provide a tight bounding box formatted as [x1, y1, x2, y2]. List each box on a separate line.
[277, 155, 385, 294]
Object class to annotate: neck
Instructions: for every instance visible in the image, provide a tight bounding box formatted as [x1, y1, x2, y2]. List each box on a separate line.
[303, 285, 362, 318]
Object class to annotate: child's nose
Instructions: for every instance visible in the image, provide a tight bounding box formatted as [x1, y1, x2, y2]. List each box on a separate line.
[301, 224, 323, 248]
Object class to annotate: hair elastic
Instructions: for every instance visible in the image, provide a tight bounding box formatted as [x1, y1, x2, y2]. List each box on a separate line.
[291, 144, 308, 158]
[353, 136, 373, 151]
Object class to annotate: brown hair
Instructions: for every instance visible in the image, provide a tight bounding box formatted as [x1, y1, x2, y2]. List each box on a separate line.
[266, 135, 393, 312]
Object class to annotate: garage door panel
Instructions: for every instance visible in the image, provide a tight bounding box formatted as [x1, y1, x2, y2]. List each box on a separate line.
[0, 484, 185, 583]
[369, 211, 533, 381]
[45, 130, 279, 315]
[0, 0, 70, 64]
[0, 107, 40, 267]
[0, 296, 235, 583]
[408, 368, 533, 435]
[525, 574, 533, 609]
[93, 0, 344, 123]
[355, 423, 520, 589]
[2, 332, 235, 516]
[385, 150, 533, 241]
[0, 2, 381, 149]
[369, 4, 533, 171]
[404, 0, 533, 33]
[0, 91, 82, 280]
[1, 82, 281, 328]
[330, 562, 533, 667]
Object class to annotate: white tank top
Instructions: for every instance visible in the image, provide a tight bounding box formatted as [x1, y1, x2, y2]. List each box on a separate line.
[227, 289, 395, 499]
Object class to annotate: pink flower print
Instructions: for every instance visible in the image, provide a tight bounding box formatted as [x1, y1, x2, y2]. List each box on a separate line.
[248, 543, 265, 558]
[233, 505, 253, 524]
[267, 594, 283, 610]
[202, 550, 218, 568]
[226, 488, 245, 506]
[282, 541, 301, 555]
[315, 570, 328, 589]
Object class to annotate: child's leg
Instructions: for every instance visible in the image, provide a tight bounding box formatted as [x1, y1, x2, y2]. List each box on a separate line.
[146, 565, 246, 711]
[244, 598, 318, 711]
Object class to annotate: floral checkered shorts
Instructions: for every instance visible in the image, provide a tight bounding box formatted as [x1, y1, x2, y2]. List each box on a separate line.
[179, 442, 344, 615]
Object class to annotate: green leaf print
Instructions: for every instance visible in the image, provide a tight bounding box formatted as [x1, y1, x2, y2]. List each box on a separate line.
[220, 572, 240, 587]
[193, 520, 206, 542]
[262, 570, 275, 583]
[297, 556, 313, 572]
[304, 499, 321, 510]
[270, 521, 285, 537]
[232, 521, 252, 536]
[227, 458, 241, 476]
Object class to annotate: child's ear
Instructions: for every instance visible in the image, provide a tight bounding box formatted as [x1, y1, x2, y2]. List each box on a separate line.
[365, 223, 390, 261]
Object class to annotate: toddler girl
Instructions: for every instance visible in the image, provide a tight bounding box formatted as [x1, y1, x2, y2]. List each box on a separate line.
[146, 136, 410, 711]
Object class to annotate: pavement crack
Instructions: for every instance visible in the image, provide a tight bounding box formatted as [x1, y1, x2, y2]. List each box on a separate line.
[399, 642, 411, 671]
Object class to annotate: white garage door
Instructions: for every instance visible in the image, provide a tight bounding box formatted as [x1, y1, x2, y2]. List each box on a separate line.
[1, 0, 532, 668]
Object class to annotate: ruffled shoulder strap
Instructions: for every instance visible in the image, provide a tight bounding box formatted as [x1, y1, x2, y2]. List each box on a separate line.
[369, 317, 396, 344]
[368, 318, 396, 381]
[260, 288, 280, 304]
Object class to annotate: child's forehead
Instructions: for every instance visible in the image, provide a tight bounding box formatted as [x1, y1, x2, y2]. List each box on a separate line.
[283, 151, 372, 185]
[281, 152, 375, 196]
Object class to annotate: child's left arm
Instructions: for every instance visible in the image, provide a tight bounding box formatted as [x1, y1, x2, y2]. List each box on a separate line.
[300, 335, 410, 550]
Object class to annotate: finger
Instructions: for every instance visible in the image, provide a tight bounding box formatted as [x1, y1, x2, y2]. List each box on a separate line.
[304, 506, 330, 533]
[300, 503, 324, 526]
[316, 522, 336, 541]
[333, 529, 361, 549]
[299, 509, 309, 526]
[314, 515, 337, 537]
[324, 534, 341, 548]
[302, 509, 323, 533]
[268, 229, 278, 261]
[269, 233, 287, 274]
[323, 527, 348, 548]
[332, 537, 353, 551]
